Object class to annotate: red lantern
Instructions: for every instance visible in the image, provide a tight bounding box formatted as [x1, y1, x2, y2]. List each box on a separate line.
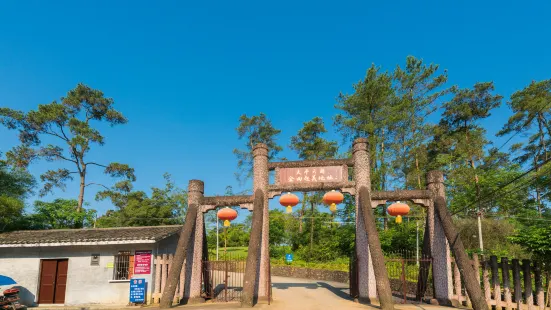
[387, 201, 410, 223]
[323, 190, 344, 213]
[217, 207, 238, 227]
[279, 192, 299, 213]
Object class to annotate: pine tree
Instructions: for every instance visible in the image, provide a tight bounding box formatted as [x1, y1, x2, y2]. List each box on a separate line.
[0, 84, 135, 213]
[233, 113, 282, 184]
[391, 56, 448, 189]
[290, 117, 338, 259]
[498, 79, 551, 216]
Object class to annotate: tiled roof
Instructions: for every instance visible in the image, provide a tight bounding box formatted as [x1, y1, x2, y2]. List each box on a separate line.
[0, 225, 182, 246]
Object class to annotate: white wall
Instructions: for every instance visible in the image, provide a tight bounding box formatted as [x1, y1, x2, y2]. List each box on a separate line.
[0, 243, 173, 306]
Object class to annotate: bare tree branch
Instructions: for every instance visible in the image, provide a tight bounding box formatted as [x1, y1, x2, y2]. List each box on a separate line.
[85, 162, 107, 168]
[85, 182, 110, 190]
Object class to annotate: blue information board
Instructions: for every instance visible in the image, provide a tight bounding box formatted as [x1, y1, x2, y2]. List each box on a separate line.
[129, 278, 147, 303]
[285, 253, 293, 263]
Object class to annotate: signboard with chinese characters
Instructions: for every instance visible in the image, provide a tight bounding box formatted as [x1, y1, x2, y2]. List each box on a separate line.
[129, 278, 147, 303]
[278, 166, 344, 185]
[134, 250, 152, 274]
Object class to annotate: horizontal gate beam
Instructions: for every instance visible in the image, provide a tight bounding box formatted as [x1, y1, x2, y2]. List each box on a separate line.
[202, 195, 254, 207]
[268, 158, 354, 170]
[372, 190, 432, 201]
[268, 181, 355, 193]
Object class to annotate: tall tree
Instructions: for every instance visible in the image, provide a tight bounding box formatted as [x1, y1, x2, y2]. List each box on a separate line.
[290, 117, 338, 259]
[0, 83, 135, 212]
[335, 64, 394, 192]
[335, 64, 394, 228]
[498, 79, 551, 216]
[233, 113, 282, 183]
[437, 82, 502, 252]
[391, 56, 448, 189]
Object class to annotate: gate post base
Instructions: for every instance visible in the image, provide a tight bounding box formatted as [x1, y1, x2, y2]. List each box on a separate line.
[181, 297, 205, 305]
[357, 296, 379, 305]
[429, 298, 453, 306]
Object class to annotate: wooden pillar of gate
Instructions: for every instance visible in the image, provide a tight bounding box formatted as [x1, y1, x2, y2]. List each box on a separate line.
[353, 138, 377, 302]
[426, 171, 453, 304]
[242, 143, 270, 307]
[254, 143, 270, 301]
[183, 180, 205, 304]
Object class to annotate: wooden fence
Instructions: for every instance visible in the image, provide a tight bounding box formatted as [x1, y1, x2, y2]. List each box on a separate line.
[151, 254, 185, 304]
[451, 254, 550, 310]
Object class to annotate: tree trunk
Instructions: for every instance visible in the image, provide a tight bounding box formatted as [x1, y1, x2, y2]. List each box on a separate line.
[538, 114, 548, 161]
[415, 155, 422, 189]
[433, 196, 489, 310]
[159, 203, 199, 308]
[242, 189, 265, 307]
[77, 172, 85, 212]
[359, 186, 394, 310]
[534, 156, 543, 218]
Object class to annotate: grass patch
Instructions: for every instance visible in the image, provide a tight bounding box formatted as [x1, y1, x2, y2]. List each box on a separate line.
[208, 246, 248, 260]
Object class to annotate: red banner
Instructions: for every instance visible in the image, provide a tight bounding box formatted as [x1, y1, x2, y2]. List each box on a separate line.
[134, 250, 152, 274]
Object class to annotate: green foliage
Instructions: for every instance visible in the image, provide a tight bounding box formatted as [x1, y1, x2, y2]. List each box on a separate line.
[268, 209, 293, 246]
[290, 117, 338, 160]
[391, 56, 449, 189]
[271, 256, 350, 272]
[510, 224, 551, 265]
[27, 199, 96, 229]
[95, 173, 187, 227]
[379, 220, 421, 253]
[207, 224, 250, 248]
[334, 64, 394, 190]
[430, 82, 505, 217]
[447, 155, 535, 215]
[225, 224, 250, 247]
[455, 217, 527, 258]
[0, 83, 134, 211]
[498, 79, 551, 215]
[233, 113, 282, 183]
[0, 156, 35, 231]
[284, 208, 355, 262]
[289, 117, 339, 254]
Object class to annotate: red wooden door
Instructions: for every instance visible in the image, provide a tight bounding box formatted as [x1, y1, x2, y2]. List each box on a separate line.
[38, 260, 58, 304]
[38, 259, 69, 304]
[54, 260, 68, 304]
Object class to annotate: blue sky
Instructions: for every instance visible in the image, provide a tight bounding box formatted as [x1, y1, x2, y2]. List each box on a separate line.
[1, 0, 550, 223]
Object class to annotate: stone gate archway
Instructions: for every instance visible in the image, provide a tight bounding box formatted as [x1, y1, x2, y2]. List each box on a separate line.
[159, 138, 453, 307]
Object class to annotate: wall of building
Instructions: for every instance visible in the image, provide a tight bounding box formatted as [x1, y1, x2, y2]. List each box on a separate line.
[0, 241, 177, 306]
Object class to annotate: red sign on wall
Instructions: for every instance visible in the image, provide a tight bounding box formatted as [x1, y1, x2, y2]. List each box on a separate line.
[134, 250, 152, 274]
[278, 166, 344, 185]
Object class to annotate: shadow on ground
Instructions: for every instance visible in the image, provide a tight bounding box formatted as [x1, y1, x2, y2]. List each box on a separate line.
[272, 281, 353, 301]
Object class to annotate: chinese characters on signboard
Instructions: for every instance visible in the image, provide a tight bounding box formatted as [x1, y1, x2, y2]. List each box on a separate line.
[278, 166, 344, 185]
[129, 278, 146, 303]
[134, 250, 152, 274]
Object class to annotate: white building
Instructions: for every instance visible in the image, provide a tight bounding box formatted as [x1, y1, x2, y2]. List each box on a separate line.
[0, 225, 180, 306]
